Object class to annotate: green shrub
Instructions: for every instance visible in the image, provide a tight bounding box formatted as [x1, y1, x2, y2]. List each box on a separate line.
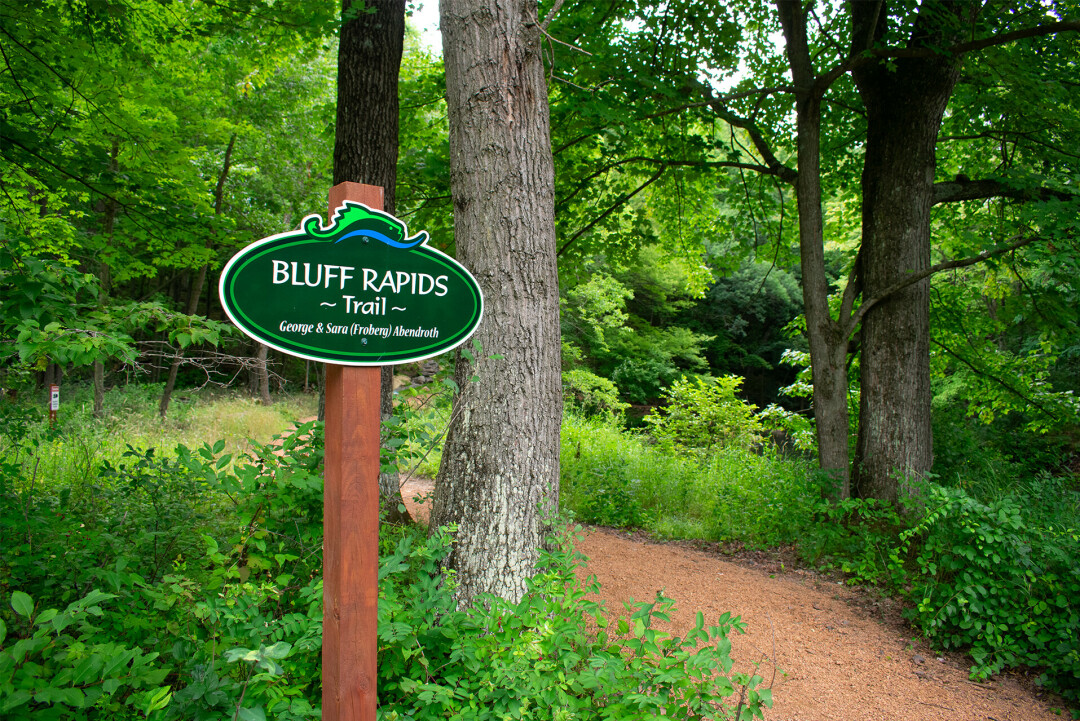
[796, 496, 906, 583]
[562, 368, 629, 418]
[0, 409, 328, 721]
[1, 589, 172, 720]
[644, 375, 764, 456]
[889, 481, 1080, 700]
[3, 387, 777, 721]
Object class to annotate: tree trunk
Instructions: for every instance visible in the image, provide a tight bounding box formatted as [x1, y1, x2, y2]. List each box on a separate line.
[377, 366, 410, 523]
[849, 1, 967, 503]
[430, 0, 563, 605]
[255, 343, 272, 405]
[778, 0, 852, 496]
[93, 361, 105, 419]
[335, 0, 411, 523]
[317, 363, 326, 422]
[160, 133, 235, 419]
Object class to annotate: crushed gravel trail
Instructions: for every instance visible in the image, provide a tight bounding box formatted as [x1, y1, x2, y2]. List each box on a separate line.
[402, 478, 1065, 720]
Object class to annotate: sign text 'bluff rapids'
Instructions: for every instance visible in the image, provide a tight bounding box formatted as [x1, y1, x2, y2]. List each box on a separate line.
[219, 202, 483, 365]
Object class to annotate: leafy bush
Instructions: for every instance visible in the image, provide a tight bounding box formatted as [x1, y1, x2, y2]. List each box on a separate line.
[795, 496, 906, 583]
[1, 589, 172, 720]
[644, 375, 764, 456]
[562, 368, 629, 418]
[3, 388, 776, 721]
[890, 481, 1080, 700]
[1, 408, 327, 721]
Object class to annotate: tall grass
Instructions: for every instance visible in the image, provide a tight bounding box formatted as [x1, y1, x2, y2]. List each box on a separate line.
[6, 383, 317, 491]
[560, 412, 822, 547]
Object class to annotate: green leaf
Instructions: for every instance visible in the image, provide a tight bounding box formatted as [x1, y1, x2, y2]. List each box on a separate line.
[262, 641, 291, 659]
[237, 706, 267, 721]
[145, 686, 172, 714]
[10, 591, 33, 618]
[35, 608, 58, 627]
[2, 689, 32, 713]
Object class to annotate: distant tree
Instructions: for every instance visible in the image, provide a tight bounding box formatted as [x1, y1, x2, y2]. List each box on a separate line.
[541, 0, 1080, 503]
[775, 0, 1080, 501]
[429, 0, 563, 604]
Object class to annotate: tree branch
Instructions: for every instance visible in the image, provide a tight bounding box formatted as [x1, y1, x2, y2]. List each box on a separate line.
[816, 18, 1079, 99]
[697, 84, 798, 184]
[844, 234, 1038, 337]
[556, 156, 779, 212]
[540, 0, 567, 32]
[0, 25, 136, 144]
[876, 20, 1080, 59]
[933, 178, 1078, 205]
[930, 337, 1060, 421]
[640, 86, 795, 121]
[1, 133, 189, 246]
[556, 164, 667, 257]
[838, 246, 863, 331]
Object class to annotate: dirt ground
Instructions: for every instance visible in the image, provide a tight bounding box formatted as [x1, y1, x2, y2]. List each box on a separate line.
[401, 477, 1068, 720]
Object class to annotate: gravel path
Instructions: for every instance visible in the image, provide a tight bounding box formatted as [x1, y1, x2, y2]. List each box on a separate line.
[402, 478, 1065, 720]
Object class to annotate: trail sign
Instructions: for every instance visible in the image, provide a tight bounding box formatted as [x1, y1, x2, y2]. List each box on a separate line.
[220, 202, 483, 365]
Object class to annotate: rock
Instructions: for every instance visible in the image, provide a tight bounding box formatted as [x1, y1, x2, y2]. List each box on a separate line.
[393, 374, 412, 389]
[913, 654, 926, 665]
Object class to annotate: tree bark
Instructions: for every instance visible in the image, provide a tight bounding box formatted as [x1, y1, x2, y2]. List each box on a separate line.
[849, 1, 968, 503]
[777, 0, 852, 496]
[430, 0, 563, 605]
[255, 343, 272, 405]
[335, 0, 410, 523]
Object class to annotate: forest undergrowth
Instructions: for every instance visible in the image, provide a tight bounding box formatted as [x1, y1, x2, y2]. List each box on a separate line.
[2, 382, 1078, 719]
[1, 385, 772, 721]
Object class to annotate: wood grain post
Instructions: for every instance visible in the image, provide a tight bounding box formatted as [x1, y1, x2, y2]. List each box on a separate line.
[323, 182, 383, 721]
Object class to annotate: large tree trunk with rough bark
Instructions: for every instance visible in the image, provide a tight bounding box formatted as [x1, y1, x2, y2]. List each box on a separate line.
[849, 1, 966, 503]
[334, 0, 410, 523]
[430, 0, 563, 605]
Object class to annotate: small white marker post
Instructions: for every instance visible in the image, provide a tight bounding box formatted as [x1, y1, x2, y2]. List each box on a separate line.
[48, 383, 59, 427]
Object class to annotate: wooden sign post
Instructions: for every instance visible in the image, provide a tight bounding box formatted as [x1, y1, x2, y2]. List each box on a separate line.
[322, 182, 383, 721]
[218, 181, 482, 721]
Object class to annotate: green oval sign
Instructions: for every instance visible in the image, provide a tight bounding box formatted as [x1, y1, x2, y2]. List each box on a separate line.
[219, 202, 483, 365]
